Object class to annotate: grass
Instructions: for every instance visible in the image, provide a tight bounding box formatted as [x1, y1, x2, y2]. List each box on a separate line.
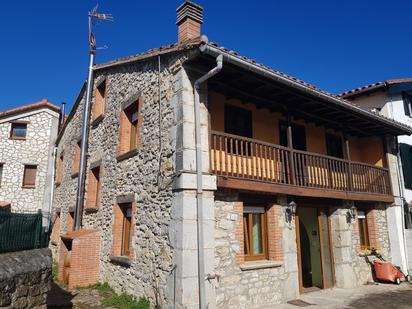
[52, 261, 58, 282]
[84, 282, 150, 309]
[101, 293, 150, 309]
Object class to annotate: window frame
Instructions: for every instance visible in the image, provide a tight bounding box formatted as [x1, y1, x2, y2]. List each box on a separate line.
[120, 203, 133, 257]
[10, 122, 28, 140]
[357, 210, 370, 249]
[86, 165, 101, 209]
[56, 153, 64, 185]
[400, 143, 412, 190]
[243, 206, 268, 261]
[93, 78, 107, 121]
[22, 164, 37, 188]
[73, 140, 81, 175]
[118, 96, 143, 157]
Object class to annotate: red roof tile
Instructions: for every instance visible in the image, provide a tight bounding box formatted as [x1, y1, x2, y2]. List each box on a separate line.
[0, 99, 60, 119]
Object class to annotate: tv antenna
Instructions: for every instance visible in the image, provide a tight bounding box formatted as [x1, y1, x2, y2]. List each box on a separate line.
[73, 4, 113, 231]
[88, 4, 113, 53]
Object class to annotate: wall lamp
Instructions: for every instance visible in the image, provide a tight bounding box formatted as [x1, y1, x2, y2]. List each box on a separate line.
[286, 200, 297, 223]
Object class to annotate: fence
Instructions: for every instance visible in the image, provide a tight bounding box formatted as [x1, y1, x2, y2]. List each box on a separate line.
[0, 209, 51, 254]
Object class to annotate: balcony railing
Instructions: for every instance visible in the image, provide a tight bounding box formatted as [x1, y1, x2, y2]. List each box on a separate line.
[210, 131, 392, 197]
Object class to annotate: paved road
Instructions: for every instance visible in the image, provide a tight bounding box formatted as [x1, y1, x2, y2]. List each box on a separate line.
[273, 283, 412, 309]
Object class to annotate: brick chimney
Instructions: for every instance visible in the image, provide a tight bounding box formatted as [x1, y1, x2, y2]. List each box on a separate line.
[176, 1, 203, 44]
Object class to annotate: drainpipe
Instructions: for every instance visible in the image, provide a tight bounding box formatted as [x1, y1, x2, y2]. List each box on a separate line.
[73, 50, 95, 231]
[46, 146, 58, 231]
[193, 53, 223, 309]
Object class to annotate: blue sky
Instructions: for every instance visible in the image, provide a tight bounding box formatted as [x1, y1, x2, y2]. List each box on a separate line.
[1, 0, 411, 112]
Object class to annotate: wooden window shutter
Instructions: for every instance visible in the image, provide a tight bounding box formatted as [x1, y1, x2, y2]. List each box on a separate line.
[23, 165, 37, 187]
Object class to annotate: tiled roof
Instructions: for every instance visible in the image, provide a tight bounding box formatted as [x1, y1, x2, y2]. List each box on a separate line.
[94, 37, 203, 70]
[92, 38, 412, 134]
[0, 99, 60, 119]
[339, 78, 412, 98]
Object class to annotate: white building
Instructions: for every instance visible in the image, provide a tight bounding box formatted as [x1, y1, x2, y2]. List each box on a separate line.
[340, 79, 412, 273]
[0, 100, 60, 225]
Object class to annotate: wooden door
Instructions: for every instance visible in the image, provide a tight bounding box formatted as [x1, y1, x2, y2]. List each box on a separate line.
[295, 212, 304, 293]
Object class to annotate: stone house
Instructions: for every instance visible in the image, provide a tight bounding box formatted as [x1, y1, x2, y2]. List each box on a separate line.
[0, 100, 60, 223]
[52, 2, 412, 308]
[340, 80, 412, 274]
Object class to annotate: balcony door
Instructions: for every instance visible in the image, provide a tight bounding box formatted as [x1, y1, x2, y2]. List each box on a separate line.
[279, 121, 307, 151]
[224, 104, 252, 138]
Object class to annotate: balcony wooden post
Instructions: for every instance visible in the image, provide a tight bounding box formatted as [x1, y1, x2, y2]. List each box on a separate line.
[344, 135, 353, 191]
[287, 113, 296, 185]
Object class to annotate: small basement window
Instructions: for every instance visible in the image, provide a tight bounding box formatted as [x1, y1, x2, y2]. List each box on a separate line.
[10, 122, 27, 139]
[23, 165, 37, 188]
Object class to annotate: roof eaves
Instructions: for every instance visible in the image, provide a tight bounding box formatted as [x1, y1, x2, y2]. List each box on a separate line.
[93, 39, 202, 71]
[201, 42, 412, 135]
[55, 82, 87, 145]
[0, 99, 60, 120]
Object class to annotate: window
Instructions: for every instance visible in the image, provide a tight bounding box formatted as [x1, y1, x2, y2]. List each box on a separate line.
[357, 210, 370, 248]
[400, 143, 412, 190]
[10, 122, 27, 139]
[403, 92, 412, 117]
[121, 204, 132, 256]
[279, 121, 307, 151]
[0, 163, 3, 187]
[56, 154, 64, 184]
[73, 141, 81, 174]
[118, 97, 143, 155]
[243, 206, 267, 261]
[224, 104, 252, 138]
[326, 133, 343, 158]
[86, 165, 101, 209]
[93, 79, 107, 121]
[23, 165, 37, 188]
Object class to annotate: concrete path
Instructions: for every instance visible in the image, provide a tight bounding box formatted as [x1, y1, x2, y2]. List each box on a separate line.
[272, 282, 412, 309]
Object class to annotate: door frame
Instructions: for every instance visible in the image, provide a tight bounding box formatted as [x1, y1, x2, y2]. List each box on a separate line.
[295, 206, 335, 293]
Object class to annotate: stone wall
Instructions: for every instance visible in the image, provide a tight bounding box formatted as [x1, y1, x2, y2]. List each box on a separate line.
[331, 203, 390, 288]
[214, 192, 299, 309]
[53, 52, 194, 307]
[0, 248, 52, 309]
[0, 109, 59, 214]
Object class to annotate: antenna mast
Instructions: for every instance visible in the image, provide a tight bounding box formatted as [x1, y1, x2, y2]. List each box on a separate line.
[74, 5, 113, 231]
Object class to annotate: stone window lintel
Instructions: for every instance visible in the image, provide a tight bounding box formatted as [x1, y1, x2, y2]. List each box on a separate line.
[239, 260, 283, 271]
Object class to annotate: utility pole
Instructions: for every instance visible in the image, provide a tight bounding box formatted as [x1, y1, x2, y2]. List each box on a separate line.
[73, 6, 112, 231]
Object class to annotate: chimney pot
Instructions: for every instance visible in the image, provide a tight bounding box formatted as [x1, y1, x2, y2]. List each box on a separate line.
[176, 1, 204, 44]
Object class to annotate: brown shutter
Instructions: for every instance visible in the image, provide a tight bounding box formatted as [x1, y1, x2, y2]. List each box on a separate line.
[23, 165, 37, 187]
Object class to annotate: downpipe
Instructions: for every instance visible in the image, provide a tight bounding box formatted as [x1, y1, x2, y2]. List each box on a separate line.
[193, 54, 223, 309]
[74, 51, 95, 230]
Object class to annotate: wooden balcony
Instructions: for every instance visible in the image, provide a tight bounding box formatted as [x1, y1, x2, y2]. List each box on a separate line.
[210, 131, 393, 203]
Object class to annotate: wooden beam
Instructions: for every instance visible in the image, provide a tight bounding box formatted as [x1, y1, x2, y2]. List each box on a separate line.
[217, 177, 394, 203]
